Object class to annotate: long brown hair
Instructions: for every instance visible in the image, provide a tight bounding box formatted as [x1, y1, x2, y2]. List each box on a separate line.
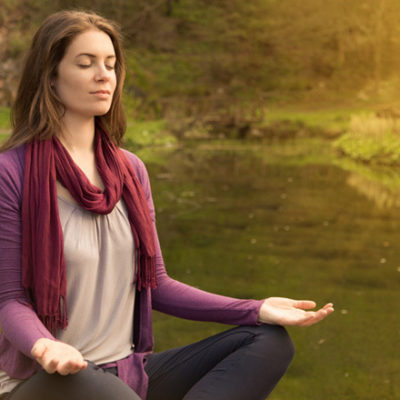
[1, 10, 126, 152]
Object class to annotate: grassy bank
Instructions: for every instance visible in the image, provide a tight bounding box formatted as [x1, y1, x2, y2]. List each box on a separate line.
[0, 105, 357, 143]
[334, 113, 400, 165]
[264, 107, 358, 138]
[4, 105, 399, 168]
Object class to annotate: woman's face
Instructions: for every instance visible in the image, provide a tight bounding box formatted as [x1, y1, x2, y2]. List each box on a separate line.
[54, 29, 117, 122]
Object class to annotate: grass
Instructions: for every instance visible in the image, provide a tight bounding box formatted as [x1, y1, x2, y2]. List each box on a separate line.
[334, 113, 400, 165]
[123, 118, 177, 148]
[264, 107, 362, 136]
[0, 107, 11, 131]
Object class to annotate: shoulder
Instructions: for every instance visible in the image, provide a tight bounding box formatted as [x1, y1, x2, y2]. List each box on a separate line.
[120, 148, 155, 208]
[0, 145, 25, 200]
[121, 148, 149, 186]
[0, 144, 25, 171]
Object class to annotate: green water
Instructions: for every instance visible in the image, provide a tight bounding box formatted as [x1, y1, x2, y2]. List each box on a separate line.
[135, 140, 400, 400]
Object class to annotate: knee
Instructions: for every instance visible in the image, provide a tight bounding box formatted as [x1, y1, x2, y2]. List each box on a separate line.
[11, 363, 140, 400]
[256, 324, 295, 365]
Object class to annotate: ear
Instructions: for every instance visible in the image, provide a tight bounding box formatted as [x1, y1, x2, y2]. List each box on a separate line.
[50, 74, 57, 88]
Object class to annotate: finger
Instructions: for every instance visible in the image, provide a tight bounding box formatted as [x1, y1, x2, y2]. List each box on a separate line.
[39, 345, 63, 374]
[294, 300, 316, 310]
[294, 314, 316, 327]
[43, 358, 59, 374]
[284, 311, 316, 326]
[57, 360, 74, 376]
[301, 308, 331, 326]
[323, 305, 335, 314]
[318, 305, 334, 316]
[58, 357, 88, 375]
[69, 359, 88, 373]
[295, 304, 334, 327]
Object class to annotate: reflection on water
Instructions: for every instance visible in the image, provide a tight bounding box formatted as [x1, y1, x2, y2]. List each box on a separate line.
[347, 173, 400, 209]
[335, 156, 400, 210]
[136, 141, 400, 400]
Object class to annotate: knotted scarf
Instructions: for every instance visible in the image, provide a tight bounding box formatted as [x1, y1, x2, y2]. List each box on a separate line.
[21, 123, 157, 334]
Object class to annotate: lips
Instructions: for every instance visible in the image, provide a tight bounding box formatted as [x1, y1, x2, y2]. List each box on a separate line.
[90, 90, 111, 95]
[90, 90, 112, 100]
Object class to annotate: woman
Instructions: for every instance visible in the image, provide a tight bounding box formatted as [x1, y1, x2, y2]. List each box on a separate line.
[0, 10, 334, 400]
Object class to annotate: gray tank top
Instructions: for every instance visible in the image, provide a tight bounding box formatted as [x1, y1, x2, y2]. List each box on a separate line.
[56, 195, 136, 365]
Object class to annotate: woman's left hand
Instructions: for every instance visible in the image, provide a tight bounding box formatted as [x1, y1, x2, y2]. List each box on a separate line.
[258, 297, 334, 327]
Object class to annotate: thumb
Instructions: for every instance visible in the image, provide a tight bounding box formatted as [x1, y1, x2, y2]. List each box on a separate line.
[294, 300, 316, 310]
[31, 340, 47, 359]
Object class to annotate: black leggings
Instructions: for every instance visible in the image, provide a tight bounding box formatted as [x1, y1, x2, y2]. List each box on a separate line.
[4, 324, 294, 400]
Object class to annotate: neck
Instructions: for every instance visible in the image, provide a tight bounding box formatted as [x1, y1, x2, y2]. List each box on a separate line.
[58, 115, 96, 154]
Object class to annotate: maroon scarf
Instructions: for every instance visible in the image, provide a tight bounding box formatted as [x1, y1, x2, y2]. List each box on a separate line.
[22, 124, 157, 333]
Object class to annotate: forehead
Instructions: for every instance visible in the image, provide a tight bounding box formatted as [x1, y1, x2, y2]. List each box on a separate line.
[64, 29, 116, 58]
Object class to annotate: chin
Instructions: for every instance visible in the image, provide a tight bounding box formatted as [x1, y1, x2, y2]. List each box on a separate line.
[93, 106, 112, 116]
[95, 111, 111, 117]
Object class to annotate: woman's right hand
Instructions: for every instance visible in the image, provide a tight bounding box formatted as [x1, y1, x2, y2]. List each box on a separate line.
[31, 338, 88, 375]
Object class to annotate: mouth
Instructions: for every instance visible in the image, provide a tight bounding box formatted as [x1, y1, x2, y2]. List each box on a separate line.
[90, 90, 111, 95]
[90, 90, 112, 99]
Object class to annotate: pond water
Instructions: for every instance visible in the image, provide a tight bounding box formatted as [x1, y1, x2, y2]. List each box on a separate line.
[134, 139, 400, 400]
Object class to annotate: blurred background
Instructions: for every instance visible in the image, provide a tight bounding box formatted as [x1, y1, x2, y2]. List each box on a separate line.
[1, 1, 399, 399]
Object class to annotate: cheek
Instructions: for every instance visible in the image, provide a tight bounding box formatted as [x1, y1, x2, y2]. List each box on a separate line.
[111, 74, 117, 93]
[64, 75, 86, 92]
[57, 70, 88, 97]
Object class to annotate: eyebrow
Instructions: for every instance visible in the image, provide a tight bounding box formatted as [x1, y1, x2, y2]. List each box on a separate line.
[75, 53, 116, 60]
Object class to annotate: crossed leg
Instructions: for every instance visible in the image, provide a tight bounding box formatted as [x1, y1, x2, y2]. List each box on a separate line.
[145, 324, 295, 400]
[5, 324, 294, 400]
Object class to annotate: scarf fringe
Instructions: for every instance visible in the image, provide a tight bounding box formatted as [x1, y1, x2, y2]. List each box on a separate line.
[137, 249, 157, 291]
[36, 295, 68, 335]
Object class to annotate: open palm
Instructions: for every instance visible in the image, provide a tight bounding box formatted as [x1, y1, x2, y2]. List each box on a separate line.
[258, 297, 334, 327]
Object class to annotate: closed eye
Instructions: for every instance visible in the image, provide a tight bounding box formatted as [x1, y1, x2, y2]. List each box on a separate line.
[77, 63, 115, 71]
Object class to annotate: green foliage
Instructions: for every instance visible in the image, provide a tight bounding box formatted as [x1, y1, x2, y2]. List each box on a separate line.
[7, 32, 29, 58]
[123, 119, 177, 149]
[0, 107, 11, 130]
[4, 1, 400, 121]
[265, 108, 355, 135]
[335, 134, 400, 164]
[334, 113, 400, 165]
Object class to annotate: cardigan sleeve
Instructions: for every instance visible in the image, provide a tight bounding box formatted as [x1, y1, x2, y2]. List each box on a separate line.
[0, 149, 55, 359]
[123, 150, 264, 326]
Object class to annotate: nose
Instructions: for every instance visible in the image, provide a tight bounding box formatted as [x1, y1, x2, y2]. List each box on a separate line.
[94, 64, 113, 82]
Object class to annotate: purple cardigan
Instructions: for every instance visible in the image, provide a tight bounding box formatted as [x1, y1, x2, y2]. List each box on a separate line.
[0, 144, 264, 399]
